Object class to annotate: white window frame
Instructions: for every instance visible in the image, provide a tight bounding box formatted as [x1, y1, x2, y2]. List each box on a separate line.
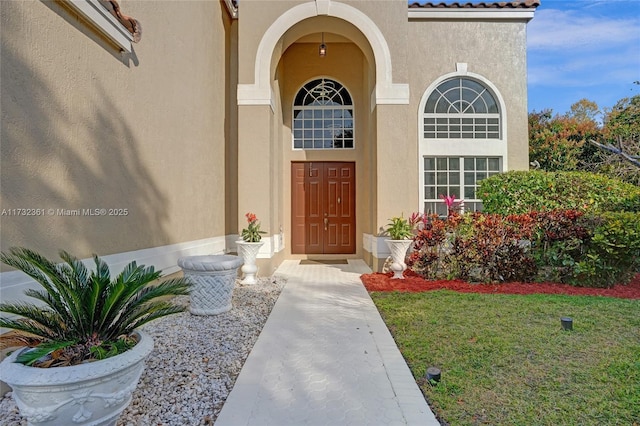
[65, 0, 134, 53]
[292, 78, 355, 150]
[418, 66, 508, 213]
[422, 156, 502, 215]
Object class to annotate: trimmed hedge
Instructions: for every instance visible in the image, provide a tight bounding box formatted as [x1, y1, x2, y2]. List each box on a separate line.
[472, 171, 639, 286]
[479, 171, 640, 215]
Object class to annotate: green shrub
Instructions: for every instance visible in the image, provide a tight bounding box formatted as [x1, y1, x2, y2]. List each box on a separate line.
[407, 210, 639, 287]
[408, 213, 538, 283]
[480, 171, 640, 215]
[529, 210, 593, 284]
[450, 213, 537, 283]
[577, 212, 640, 287]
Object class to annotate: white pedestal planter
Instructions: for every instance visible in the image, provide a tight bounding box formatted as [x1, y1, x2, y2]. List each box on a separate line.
[0, 330, 153, 426]
[236, 241, 264, 285]
[385, 239, 413, 279]
[178, 255, 243, 315]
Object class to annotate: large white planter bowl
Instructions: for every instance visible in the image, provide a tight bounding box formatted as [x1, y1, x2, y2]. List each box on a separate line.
[0, 330, 154, 426]
[178, 254, 244, 315]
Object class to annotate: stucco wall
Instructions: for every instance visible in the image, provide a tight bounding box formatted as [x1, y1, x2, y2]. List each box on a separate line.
[0, 0, 231, 266]
[232, 1, 531, 269]
[236, 0, 408, 94]
[235, 0, 410, 260]
[407, 19, 530, 172]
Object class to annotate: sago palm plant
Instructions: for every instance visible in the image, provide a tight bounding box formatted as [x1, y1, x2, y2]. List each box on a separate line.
[0, 247, 189, 367]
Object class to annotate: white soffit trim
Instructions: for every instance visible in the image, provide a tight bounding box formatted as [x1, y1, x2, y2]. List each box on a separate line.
[408, 8, 535, 21]
[66, 0, 134, 52]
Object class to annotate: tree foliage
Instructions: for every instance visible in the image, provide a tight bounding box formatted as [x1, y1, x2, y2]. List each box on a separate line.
[569, 98, 600, 123]
[528, 102, 602, 172]
[595, 95, 640, 185]
[529, 95, 639, 185]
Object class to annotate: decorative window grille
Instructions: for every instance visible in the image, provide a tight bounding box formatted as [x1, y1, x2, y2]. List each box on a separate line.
[292, 78, 354, 149]
[423, 78, 500, 139]
[423, 156, 501, 215]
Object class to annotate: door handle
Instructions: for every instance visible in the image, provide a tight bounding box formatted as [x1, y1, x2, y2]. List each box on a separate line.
[324, 217, 329, 231]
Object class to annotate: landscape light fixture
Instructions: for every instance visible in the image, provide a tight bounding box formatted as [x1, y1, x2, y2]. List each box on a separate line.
[319, 32, 327, 57]
[426, 367, 441, 384]
[561, 317, 573, 331]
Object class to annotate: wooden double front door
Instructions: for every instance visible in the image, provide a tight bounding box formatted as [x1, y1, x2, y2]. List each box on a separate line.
[291, 162, 355, 254]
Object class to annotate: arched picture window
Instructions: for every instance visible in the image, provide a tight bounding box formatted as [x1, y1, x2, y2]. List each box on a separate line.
[292, 78, 354, 149]
[420, 76, 504, 215]
[423, 78, 501, 140]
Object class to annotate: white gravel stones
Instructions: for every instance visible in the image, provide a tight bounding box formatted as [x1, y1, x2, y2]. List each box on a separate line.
[0, 277, 284, 426]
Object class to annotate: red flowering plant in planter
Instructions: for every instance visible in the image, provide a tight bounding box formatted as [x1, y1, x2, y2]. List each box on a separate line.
[241, 212, 266, 242]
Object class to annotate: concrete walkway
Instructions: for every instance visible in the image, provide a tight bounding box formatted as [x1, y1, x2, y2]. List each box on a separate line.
[215, 260, 440, 426]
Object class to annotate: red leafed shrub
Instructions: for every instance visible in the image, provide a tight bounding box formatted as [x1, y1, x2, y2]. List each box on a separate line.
[532, 209, 591, 243]
[407, 212, 537, 283]
[449, 213, 537, 283]
[406, 214, 449, 280]
[528, 210, 594, 284]
[406, 209, 633, 287]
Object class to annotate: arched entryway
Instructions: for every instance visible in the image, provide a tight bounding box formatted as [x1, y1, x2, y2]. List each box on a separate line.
[235, 0, 410, 269]
[289, 78, 355, 254]
[278, 24, 372, 258]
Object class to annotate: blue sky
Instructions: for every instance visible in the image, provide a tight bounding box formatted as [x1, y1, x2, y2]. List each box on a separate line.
[527, 0, 640, 115]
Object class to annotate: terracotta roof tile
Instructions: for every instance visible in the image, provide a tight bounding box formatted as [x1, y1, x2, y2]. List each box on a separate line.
[409, 1, 540, 9]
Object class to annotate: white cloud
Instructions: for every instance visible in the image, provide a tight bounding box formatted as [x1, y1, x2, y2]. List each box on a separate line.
[528, 4, 640, 90]
[527, 2, 640, 112]
[528, 8, 640, 51]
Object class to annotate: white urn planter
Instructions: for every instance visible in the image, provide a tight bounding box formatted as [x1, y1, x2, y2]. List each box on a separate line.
[385, 239, 413, 279]
[0, 330, 154, 426]
[236, 241, 264, 285]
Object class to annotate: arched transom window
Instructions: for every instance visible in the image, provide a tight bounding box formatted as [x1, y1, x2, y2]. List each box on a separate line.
[293, 78, 354, 149]
[424, 78, 500, 139]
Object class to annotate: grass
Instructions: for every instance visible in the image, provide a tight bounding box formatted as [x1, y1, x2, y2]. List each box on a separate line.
[371, 290, 640, 425]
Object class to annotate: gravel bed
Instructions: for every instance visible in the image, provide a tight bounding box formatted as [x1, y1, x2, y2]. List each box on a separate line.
[0, 276, 284, 426]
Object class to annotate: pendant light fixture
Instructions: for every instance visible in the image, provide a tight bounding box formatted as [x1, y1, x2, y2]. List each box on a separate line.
[319, 32, 327, 57]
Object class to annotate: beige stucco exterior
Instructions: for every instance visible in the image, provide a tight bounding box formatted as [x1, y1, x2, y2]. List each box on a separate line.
[407, 18, 530, 171]
[1, 0, 537, 291]
[234, 0, 534, 272]
[1, 0, 231, 262]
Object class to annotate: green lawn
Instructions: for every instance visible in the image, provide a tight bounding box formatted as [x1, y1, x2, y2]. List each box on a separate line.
[371, 291, 640, 425]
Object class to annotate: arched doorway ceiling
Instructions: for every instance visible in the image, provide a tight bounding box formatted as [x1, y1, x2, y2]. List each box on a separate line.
[237, 0, 409, 107]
